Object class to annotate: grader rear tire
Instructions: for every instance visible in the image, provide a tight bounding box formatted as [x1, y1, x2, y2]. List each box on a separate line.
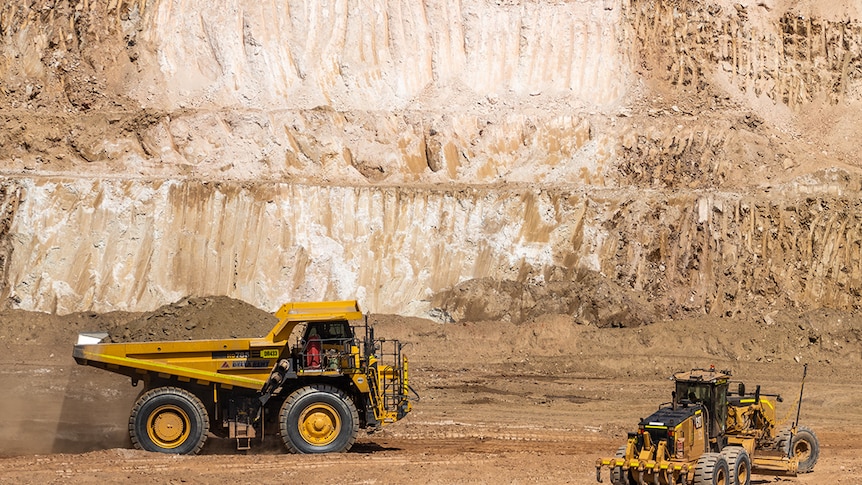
[693, 453, 730, 485]
[777, 426, 820, 473]
[721, 446, 751, 485]
[129, 386, 209, 455]
[279, 384, 359, 454]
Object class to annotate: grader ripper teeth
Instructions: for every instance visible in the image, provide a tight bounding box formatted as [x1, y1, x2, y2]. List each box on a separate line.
[73, 300, 416, 455]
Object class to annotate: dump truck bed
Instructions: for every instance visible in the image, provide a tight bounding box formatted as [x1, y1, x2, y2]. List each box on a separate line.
[74, 336, 283, 389]
[73, 300, 364, 390]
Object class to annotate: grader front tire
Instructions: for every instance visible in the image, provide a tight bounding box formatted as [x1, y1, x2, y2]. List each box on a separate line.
[693, 453, 730, 485]
[778, 426, 820, 473]
[721, 446, 751, 485]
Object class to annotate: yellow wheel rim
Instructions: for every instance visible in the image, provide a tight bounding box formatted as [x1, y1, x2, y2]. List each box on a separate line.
[737, 463, 748, 484]
[794, 440, 811, 461]
[146, 404, 191, 449]
[298, 403, 341, 446]
[716, 468, 727, 485]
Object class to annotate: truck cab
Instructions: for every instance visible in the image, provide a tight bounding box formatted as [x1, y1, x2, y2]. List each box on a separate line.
[295, 319, 355, 370]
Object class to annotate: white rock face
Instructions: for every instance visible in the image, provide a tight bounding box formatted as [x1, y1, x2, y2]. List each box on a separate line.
[135, 0, 627, 111]
[113, 0, 626, 186]
[5, 178, 598, 314]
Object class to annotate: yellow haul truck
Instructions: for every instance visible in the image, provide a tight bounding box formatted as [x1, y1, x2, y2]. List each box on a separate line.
[73, 300, 415, 455]
[596, 366, 818, 485]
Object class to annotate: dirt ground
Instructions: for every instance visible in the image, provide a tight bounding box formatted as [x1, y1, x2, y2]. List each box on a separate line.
[0, 298, 859, 484]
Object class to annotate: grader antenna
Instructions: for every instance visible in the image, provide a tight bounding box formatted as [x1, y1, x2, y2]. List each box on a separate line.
[794, 363, 808, 428]
[786, 363, 808, 458]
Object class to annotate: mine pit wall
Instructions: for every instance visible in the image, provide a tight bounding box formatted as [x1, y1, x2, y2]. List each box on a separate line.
[2, 177, 859, 317]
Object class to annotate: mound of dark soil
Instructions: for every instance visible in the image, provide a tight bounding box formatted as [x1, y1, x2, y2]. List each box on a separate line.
[108, 296, 277, 342]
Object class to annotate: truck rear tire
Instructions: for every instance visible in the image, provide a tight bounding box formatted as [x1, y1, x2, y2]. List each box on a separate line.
[693, 453, 729, 485]
[279, 384, 359, 453]
[777, 426, 819, 472]
[129, 386, 209, 455]
[721, 446, 751, 485]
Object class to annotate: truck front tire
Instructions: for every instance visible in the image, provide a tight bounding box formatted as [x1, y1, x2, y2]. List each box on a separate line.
[279, 384, 359, 453]
[129, 386, 209, 455]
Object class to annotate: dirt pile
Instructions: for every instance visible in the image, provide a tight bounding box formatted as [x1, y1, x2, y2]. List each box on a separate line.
[108, 296, 277, 342]
[0, 296, 279, 348]
[0, 308, 134, 350]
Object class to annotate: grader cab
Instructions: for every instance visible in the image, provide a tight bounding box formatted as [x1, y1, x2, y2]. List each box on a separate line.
[596, 366, 819, 485]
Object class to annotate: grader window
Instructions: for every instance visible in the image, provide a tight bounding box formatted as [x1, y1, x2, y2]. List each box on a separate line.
[675, 380, 728, 439]
[677, 382, 711, 404]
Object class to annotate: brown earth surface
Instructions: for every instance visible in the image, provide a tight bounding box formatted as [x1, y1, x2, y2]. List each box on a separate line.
[0, 297, 860, 484]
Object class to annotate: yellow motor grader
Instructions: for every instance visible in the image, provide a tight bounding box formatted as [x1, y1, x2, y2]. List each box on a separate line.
[596, 366, 818, 485]
[73, 300, 416, 455]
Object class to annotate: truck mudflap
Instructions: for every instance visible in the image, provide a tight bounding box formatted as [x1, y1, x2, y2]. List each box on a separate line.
[595, 457, 691, 485]
[402, 383, 420, 417]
